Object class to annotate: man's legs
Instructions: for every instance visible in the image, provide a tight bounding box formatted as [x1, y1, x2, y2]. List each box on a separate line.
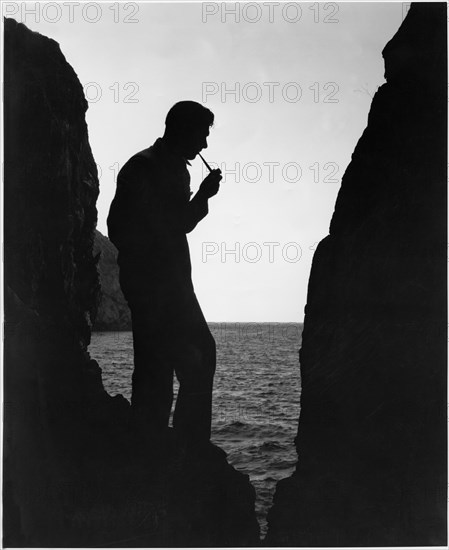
[173, 292, 216, 443]
[129, 301, 174, 435]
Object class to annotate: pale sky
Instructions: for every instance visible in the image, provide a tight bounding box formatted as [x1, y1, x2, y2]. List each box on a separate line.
[5, 1, 405, 321]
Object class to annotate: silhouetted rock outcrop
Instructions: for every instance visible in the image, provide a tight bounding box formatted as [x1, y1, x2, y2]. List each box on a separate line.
[93, 230, 131, 331]
[265, 3, 447, 546]
[4, 18, 259, 547]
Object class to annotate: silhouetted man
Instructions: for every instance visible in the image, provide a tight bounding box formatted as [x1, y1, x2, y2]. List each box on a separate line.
[107, 101, 222, 444]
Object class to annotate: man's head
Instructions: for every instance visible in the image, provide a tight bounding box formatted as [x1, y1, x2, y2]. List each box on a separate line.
[164, 101, 214, 160]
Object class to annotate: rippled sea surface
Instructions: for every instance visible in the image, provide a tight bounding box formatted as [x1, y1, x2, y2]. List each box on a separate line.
[89, 322, 302, 537]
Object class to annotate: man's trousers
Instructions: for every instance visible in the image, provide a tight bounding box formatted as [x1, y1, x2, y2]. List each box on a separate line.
[127, 289, 216, 442]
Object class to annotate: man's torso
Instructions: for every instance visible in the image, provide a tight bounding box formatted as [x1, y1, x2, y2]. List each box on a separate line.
[110, 138, 195, 302]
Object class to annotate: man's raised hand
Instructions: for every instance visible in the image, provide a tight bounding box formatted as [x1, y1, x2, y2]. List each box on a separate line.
[199, 169, 222, 198]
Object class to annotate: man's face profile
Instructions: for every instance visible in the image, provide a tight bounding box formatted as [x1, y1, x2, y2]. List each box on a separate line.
[182, 125, 210, 160]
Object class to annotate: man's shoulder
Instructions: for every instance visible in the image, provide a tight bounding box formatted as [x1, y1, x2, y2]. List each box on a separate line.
[118, 146, 159, 182]
[123, 146, 154, 169]
[135, 146, 155, 162]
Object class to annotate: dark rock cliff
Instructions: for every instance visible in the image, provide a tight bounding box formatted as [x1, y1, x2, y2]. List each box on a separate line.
[4, 18, 259, 547]
[265, 3, 447, 546]
[93, 230, 131, 331]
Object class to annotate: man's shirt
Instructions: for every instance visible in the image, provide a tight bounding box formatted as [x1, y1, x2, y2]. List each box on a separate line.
[107, 138, 209, 301]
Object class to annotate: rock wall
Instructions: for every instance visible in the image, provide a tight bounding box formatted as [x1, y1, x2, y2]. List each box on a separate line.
[4, 18, 259, 547]
[93, 230, 131, 331]
[266, 3, 447, 546]
[4, 15, 105, 544]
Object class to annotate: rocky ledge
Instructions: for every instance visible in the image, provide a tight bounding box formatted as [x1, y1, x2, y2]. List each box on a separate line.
[4, 18, 259, 547]
[265, 3, 447, 546]
[93, 230, 132, 331]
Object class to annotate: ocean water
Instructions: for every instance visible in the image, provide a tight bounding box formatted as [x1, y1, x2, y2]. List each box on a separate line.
[89, 322, 302, 537]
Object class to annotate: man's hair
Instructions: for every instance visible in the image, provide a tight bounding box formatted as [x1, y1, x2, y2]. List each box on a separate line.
[165, 101, 214, 135]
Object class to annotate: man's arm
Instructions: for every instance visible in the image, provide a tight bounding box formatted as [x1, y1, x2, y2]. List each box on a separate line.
[183, 190, 209, 233]
[107, 156, 149, 252]
[182, 169, 222, 233]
